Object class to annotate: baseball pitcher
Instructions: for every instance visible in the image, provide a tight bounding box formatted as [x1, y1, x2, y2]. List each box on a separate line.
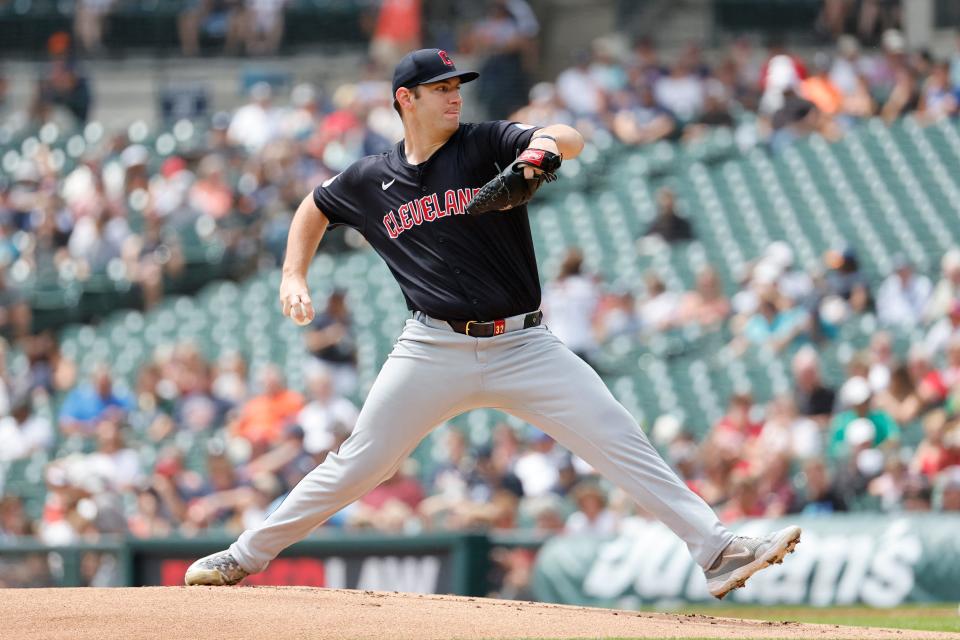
[185, 49, 800, 599]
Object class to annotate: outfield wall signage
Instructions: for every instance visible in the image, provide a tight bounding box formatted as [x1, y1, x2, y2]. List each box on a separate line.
[532, 515, 960, 607]
[128, 533, 490, 596]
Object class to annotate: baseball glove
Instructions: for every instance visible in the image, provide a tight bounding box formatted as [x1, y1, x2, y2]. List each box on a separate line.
[465, 148, 562, 215]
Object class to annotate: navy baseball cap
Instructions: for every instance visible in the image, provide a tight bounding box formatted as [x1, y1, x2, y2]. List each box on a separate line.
[392, 48, 479, 95]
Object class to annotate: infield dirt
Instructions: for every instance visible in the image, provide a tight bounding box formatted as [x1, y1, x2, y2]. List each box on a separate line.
[1, 586, 957, 639]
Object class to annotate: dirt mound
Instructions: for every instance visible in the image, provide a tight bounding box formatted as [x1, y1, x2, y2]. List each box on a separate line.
[1, 587, 955, 639]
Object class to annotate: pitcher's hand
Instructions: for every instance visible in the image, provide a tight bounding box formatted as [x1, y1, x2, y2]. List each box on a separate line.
[280, 274, 314, 326]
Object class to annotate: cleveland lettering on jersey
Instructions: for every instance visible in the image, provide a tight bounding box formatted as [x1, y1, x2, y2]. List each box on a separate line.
[382, 188, 482, 239]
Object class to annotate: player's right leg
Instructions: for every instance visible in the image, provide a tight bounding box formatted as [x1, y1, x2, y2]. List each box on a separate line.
[185, 320, 481, 585]
[482, 326, 800, 599]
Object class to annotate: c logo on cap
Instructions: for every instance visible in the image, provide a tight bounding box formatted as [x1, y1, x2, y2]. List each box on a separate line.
[437, 50, 454, 67]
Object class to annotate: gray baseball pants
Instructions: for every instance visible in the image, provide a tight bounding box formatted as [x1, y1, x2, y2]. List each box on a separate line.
[230, 317, 734, 572]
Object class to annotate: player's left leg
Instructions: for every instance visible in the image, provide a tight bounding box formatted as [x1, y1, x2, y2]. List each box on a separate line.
[482, 326, 799, 597]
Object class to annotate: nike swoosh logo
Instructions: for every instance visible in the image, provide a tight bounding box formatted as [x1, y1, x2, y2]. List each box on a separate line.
[382, 178, 396, 190]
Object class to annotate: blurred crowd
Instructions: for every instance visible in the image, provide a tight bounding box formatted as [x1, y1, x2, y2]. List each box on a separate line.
[7, 22, 960, 338]
[509, 29, 960, 153]
[3, 233, 960, 591]
[1, 46, 402, 337]
[542, 237, 960, 524]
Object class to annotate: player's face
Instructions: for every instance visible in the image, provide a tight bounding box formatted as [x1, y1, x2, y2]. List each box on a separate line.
[415, 78, 463, 131]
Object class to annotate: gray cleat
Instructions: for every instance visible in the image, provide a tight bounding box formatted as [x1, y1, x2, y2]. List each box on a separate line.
[704, 525, 801, 599]
[184, 550, 250, 586]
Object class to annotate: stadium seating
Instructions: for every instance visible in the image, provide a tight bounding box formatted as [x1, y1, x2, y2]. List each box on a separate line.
[34, 118, 957, 495]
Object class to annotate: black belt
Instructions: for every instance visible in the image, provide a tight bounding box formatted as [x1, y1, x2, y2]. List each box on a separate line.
[415, 310, 543, 337]
[449, 310, 543, 337]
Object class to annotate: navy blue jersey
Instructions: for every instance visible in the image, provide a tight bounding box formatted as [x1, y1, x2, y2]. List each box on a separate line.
[313, 120, 542, 321]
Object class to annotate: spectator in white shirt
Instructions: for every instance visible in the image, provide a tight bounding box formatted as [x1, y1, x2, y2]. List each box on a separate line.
[85, 419, 142, 492]
[0, 394, 53, 463]
[227, 82, 281, 152]
[877, 255, 932, 329]
[829, 35, 867, 97]
[654, 60, 704, 122]
[564, 481, 618, 535]
[513, 430, 563, 498]
[556, 53, 605, 118]
[638, 272, 680, 332]
[542, 248, 601, 363]
[926, 247, 960, 324]
[296, 365, 359, 455]
[925, 300, 960, 356]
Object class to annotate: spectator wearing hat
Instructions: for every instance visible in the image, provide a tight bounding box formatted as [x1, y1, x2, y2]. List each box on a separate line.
[876, 255, 931, 329]
[828, 376, 900, 458]
[564, 481, 618, 535]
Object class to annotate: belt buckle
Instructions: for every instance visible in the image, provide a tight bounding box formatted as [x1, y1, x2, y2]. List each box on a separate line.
[464, 320, 476, 336]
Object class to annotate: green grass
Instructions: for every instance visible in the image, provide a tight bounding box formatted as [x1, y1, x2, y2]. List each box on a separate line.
[498, 604, 960, 639]
[667, 603, 960, 633]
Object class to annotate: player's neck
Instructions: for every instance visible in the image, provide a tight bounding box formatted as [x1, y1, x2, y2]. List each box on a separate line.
[402, 123, 454, 165]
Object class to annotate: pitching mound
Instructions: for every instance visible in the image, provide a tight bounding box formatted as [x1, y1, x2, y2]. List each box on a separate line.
[1, 586, 954, 640]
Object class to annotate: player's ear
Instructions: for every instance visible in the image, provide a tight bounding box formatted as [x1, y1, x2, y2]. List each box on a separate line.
[395, 87, 415, 114]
